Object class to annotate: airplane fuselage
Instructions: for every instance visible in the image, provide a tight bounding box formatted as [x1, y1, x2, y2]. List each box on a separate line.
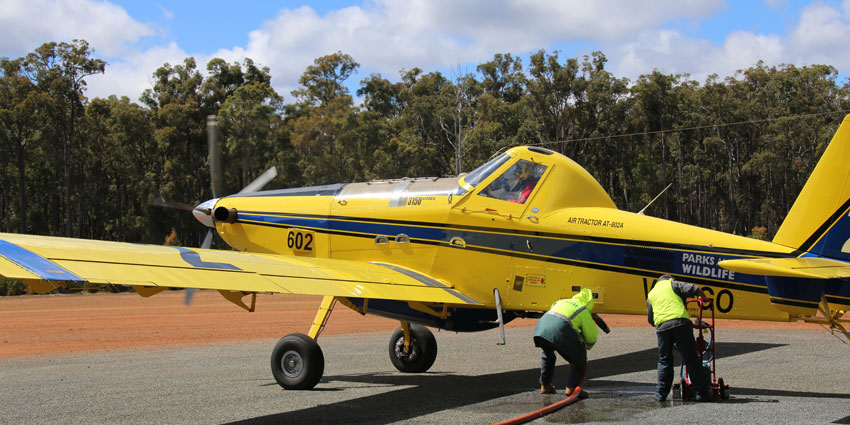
[212, 147, 849, 330]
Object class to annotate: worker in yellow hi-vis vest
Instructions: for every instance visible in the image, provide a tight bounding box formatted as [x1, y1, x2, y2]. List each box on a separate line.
[533, 288, 609, 398]
[647, 274, 712, 402]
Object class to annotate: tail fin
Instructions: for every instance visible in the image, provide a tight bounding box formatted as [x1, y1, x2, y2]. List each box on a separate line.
[773, 114, 850, 260]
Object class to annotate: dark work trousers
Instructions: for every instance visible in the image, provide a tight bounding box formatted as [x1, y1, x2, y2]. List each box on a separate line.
[656, 321, 710, 399]
[534, 335, 585, 389]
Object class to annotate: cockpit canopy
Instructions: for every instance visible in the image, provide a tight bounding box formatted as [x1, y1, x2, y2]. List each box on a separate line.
[478, 159, 547, 204]
[459, 146, 616, 213]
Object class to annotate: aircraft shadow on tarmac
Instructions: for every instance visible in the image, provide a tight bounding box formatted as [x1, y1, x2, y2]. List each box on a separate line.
[226, 341, 789, 425]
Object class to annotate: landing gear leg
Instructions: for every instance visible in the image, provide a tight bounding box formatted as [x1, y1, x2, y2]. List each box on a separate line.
[308, 296, 337, 340]
[389, 322, 438, 373]
[270, 296, 336, 390]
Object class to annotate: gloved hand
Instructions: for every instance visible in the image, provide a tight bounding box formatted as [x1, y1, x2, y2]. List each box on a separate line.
[592, 313, 610, 334]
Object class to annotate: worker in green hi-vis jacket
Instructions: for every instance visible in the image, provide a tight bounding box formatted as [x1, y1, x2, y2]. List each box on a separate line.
[533, 288, 608, 398]
[647, 274, 712, 402]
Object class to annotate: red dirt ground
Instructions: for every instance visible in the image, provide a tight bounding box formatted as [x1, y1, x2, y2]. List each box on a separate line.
[0, 291, 815, 358]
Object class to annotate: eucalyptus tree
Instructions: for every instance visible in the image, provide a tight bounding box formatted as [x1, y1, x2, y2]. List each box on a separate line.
[526, 49, 585, 157]
[24, 40, 105, 236]
[0, 57, 46, 233]
[80, 96, 155, 241]
[734, 63, 846, 237]
[630, 70, 693, 220]
[570, 52, 632, 210]
[140, 58, 208, 246]
[394, 68, 452, 177]
[289, 52, 362, 184]
[438, 71, 483, 175]
[203, 58, 272, 108]
[218, 81, 283, 190]
[470, 53, 530, 167]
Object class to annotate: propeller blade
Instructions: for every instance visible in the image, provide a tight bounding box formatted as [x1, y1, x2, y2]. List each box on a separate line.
[183, 115, 222, 308]
[207, 115, 223, 199]
[183, 288, 196, 306]
[238, 167, 278, 194]
[186, 223, 213, 307]
[201, 229, 213, 249]
[149, 196, 194, 211]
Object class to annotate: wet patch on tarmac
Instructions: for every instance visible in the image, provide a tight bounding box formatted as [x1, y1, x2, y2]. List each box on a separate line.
[486, 382, 708, 424]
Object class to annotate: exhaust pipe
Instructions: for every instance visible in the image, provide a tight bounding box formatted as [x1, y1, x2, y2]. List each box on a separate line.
[214, 206, 238, 223]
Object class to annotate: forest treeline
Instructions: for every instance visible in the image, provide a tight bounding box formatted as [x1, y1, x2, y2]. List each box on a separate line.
[2, 39, 850, 254]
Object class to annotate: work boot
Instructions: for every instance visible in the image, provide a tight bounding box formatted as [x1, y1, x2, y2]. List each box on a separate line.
[540, 384, 556, 394]
[565, 387, 589, 399]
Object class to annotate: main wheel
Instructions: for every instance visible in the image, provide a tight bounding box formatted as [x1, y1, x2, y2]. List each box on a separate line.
[271, 333, 324, 390]
[388, 325, 437, 373]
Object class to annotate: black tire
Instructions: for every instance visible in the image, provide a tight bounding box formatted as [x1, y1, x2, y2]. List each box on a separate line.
[388, 325, 437, 373]
[270, 333, 324, 390]
[718, 378, 730, 400]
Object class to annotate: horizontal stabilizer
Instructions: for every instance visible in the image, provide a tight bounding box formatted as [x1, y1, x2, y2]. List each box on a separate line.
[718, 257, 850, 279]
[719, 257, 850, 316]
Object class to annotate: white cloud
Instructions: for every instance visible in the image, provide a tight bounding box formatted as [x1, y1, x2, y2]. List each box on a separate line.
[209, 0, 723, 99]
[11, 0, 850, 105]
[0, 0, 728, 103]
[86, 43, 189, 102]
[787, 2, 850, 70]
[607, 2, 849, 85]
[611, 29, 785, 83]
[715, 31, 785, 72]
[0, 0, 153, 58]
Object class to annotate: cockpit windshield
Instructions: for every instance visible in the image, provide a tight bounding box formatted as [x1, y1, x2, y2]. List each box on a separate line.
[480, 159, 547, 204]
[462, 154, 510, 188]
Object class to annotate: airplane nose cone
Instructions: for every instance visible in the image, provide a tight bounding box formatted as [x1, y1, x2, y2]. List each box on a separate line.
[193, 198, 219, 228]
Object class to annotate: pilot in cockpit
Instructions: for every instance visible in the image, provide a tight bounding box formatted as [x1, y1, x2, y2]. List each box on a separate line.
[483, 160, 545, 204]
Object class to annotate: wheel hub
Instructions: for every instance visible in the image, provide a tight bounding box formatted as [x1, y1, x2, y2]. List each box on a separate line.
[394, 337, 418, 361]
[281, 349, 303, 377]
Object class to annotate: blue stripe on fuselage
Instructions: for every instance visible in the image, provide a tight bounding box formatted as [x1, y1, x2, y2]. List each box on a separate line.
[331, 219, 447, 241]
[235, 212, 769, 290]
[240, 213, 331, 230]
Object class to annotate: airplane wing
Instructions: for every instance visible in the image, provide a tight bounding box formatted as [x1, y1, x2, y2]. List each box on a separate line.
[0, 233, 481, 306]
[718, 257, 850, 279]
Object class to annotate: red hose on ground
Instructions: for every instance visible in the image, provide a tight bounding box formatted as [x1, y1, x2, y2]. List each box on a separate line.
[492, 371, 587, 425]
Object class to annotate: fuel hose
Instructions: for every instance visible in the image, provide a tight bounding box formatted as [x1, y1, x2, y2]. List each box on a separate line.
[491, 371, 586, 425]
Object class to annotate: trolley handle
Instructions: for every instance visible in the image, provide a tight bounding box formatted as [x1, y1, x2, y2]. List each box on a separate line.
[686, 296, 716, 329]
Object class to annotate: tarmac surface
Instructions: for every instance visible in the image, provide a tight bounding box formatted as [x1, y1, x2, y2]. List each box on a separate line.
[2, 324, 849, 424]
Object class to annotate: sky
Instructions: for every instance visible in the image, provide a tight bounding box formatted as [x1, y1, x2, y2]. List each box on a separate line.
[2, 0, 849, 104]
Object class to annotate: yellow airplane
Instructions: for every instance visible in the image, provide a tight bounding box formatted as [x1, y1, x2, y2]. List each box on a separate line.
[2, 114, 850, 390]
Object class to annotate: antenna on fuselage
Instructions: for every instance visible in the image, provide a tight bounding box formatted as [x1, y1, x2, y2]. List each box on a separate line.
[637, 183, 672, 215]
[487, 144, 517, 161]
